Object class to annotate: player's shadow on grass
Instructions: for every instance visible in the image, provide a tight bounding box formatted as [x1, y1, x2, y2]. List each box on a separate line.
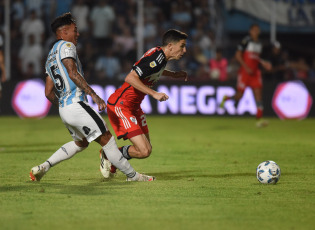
[0, 143, 63, 153]
[0, 142, 63, 148]
[152, 170, 253, 180]
[153, 171, 302, 181]
[0, 179, 138, 195]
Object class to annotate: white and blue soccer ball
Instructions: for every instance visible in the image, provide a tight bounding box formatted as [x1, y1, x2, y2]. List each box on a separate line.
[256, 161, 281, 184]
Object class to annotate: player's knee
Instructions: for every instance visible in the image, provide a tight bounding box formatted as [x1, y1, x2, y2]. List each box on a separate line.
[140, 146, 152, 158]
[75, 139, 89, 148]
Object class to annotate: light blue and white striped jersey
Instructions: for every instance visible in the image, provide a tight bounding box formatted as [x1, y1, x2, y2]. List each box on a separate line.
[45, 40, 87, 107]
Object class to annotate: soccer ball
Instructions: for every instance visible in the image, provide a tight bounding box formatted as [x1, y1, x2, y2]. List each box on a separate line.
[256, 161, 281, 184]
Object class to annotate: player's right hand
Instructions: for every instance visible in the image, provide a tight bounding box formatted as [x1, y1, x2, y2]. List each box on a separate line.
[153, 92, 169, 102]
[261, 60, 272, 71]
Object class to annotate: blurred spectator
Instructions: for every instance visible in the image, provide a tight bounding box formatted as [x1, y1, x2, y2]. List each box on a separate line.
[198, 30, 216, 59]
[24, 0, 44, 17]
[280, 51, 296, 81]
[12, 0, 25, 23]
[144, 1, 160, 21]
[71, 0, 90, 33]
[90, 0, 115, 48]
[265, 41, 288, 82]
[95, 49, 121, 80]
[42, 0, 56, 37]
[143, 17, 159, 50]
[112, 15, 127, 35]
[18, 34, 43, 78]
[117, 60, 133, 81]
[227, 57, 240, 80]
[23, 63, 37, 80]
[309, 58, 315, 81]
[209, 48, 228, 81]
[171, 0, 192, 29]
[186, 46, 206, 78]
[6, 0, 314, 85]
[143, 17, 158, 41]
[79, 41, 98, 82]
[54, 0, 73, 17]
[20, 10, 45, 45]
[290, 57, 310, 80]
[113, 26, 136, 56]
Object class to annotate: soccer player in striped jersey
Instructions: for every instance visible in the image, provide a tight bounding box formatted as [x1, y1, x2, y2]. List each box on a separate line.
[100, 29, 188, 178]
[30, 13, 154, 182]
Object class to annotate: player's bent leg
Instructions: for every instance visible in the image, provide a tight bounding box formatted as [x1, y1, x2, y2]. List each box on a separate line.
[128, 134, 152, 159]
[99, 148, 117, 178]
[234, 89, 244, 101]
[219, 95, 229, 108]
[96, 132, 154, 181]
[99, 135, 135, 177]
[30, 140, 87, 181]
[95, 131, 115, 178]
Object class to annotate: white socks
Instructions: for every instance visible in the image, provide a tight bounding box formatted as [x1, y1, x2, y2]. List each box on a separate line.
[40, 138, 139, 180]
[41, 141, 86, 172]
[102, 136, 138, 179]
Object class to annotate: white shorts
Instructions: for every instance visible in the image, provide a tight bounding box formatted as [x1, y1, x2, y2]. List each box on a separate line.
[59, 101, 108, 143]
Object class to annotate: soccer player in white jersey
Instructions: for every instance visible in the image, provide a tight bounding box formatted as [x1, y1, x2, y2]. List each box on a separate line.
[29, 13, 155, 182]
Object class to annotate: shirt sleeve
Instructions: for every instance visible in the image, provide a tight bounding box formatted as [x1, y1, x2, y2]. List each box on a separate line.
[132, 50, 165, 79]
[237, 36, 249, 51]
[59, 42, 77, 60]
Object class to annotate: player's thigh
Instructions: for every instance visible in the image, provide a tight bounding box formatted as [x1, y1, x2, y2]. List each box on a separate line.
[108, 104, 144, 140]
[250, 72, 263, 100]
[135, 109, 149, 135]
[129, 133, 151, 152]
[145, 133, 151, 143]
[59, 102, 108, 143]
[236, 72, 248, 93]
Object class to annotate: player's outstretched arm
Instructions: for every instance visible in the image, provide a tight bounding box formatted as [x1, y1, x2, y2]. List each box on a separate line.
[259, 58, 272, 71]
[125, 70, 169, 102]
[45, 76, 59, 107]
[62, 58, 106, 111]
[163, 70, 188, 81]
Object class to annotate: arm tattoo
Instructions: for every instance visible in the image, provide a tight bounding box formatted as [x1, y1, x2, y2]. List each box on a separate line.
[62, 58, 96, 96]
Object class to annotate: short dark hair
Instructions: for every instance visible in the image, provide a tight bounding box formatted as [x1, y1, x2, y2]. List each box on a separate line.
[51, 12, 76, 34]
[162, 29, 188, 46]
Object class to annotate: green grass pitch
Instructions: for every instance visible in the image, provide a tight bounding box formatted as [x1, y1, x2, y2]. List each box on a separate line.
[0, 116, 314, 230]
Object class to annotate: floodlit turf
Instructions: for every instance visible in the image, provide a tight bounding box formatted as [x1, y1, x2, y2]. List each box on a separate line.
[0, 115, 314, 230]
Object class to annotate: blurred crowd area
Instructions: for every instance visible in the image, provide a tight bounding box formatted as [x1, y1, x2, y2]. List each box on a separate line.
[1, 0, 315, 83]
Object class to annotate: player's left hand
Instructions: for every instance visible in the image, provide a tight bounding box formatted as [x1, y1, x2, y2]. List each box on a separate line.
[92, 94, 106, 111]
[174, 71, 188, 81]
